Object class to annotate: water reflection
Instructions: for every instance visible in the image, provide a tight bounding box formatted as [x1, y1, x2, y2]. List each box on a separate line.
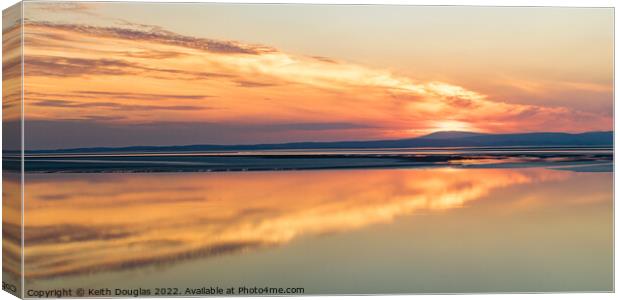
[18, 167, 592, 280]
[3, 173, 22, 285]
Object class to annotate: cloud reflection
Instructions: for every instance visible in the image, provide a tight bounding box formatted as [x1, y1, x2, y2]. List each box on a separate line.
[17, 167, 575, 279]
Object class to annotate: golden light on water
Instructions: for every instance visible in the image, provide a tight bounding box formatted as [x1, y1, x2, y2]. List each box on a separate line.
[9, 167, 599, 280]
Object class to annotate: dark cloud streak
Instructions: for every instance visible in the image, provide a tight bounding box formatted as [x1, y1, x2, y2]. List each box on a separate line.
[28, 21, 276, 55]
[25, 56, 139, 77]
[24, 55, 235, 80]
[33, 99, 207, 111]
[74, 91, 213, 100]
[235, 80, 279, 88]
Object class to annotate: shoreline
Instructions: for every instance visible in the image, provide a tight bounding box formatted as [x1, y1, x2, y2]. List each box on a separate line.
[12, 152, 613, 173]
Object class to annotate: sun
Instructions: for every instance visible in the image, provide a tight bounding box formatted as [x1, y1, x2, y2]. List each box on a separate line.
[433, 120, 475, 132]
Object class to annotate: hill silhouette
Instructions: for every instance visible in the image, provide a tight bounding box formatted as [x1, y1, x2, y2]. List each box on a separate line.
[28, 131, 613, 154]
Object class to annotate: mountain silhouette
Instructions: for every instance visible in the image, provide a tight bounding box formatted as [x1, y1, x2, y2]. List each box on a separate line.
[419, 131, 487, 139]
[28, 131, 613, 154]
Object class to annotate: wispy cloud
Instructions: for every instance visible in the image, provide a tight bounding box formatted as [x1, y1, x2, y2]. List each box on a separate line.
[25, 56, 139, 77]
[235, 80, 279, 88]
[73, 91, 213, 100]
[28, 21, 275, 55]
[24, 55, 234, 81]
[33, 99, 207, 112]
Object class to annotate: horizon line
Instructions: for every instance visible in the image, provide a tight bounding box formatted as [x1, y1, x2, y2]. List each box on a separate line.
[16, 130, 613, 153]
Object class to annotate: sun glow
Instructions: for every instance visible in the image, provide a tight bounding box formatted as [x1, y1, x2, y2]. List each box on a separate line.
[433, 120, 475, 132]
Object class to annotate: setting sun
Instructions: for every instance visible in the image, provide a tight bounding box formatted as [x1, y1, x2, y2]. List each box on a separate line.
[432, 120, 476, 133]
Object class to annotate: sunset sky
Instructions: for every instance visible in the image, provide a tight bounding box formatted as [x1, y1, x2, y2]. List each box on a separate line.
[14, 2, 613, 149]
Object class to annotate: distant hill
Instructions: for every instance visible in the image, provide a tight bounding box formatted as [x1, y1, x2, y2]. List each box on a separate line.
[27, 131, 613, 154]
[419, 131, 487, 139]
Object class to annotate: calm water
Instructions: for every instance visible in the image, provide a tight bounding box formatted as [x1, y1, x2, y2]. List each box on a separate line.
[19, 166, 612, 293]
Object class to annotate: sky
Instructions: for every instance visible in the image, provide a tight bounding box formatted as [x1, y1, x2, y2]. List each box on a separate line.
[12, 2, 614, 149]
